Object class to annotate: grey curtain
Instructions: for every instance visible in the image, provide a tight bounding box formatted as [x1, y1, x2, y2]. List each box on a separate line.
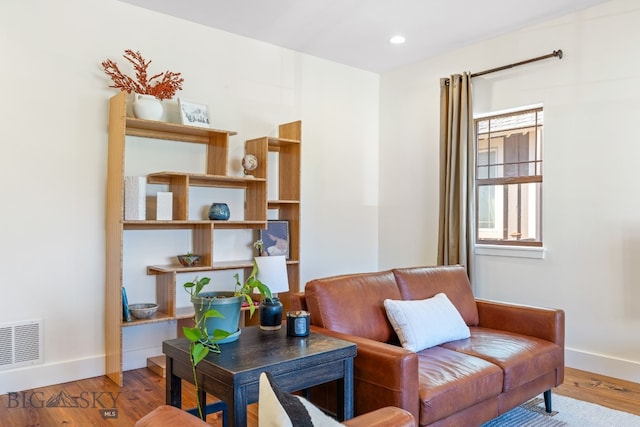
[437, 73, 475, 281]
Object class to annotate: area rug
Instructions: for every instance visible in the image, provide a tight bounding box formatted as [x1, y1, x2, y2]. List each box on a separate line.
[481, 394, 640, 426]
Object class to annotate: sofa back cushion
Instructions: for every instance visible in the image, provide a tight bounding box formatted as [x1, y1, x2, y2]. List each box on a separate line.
[392, 265, 479, 326]
[305, 270, 401, 343]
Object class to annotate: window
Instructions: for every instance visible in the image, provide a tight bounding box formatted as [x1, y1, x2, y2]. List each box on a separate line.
[475, 107, 542, 246]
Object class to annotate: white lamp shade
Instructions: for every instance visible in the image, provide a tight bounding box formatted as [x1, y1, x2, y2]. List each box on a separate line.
[255, 255, 289, 294]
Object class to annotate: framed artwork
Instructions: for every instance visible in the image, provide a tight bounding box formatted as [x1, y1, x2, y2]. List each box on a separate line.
[259, 220, 290, 259]
[178, 98, 211, 128]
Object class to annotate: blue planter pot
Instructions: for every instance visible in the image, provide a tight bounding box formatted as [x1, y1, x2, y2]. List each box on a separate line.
[191, 291, 241, 343]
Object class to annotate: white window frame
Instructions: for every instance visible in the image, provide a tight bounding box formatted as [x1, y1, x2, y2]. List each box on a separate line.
[474, 105, 543, 249]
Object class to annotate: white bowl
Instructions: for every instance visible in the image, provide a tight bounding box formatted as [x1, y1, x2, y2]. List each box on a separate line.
[129, 303, 159, 319]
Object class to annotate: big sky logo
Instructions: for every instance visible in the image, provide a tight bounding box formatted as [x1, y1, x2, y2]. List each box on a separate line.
[6, 390, 120, 418]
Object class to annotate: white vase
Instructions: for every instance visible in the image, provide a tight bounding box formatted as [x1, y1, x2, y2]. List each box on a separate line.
[132, 93, 163, 120]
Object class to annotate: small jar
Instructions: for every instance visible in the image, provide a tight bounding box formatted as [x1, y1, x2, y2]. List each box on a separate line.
[286, 311, 310, 337]
[208, 203, 230, 220]
[259, 297, 283, 330]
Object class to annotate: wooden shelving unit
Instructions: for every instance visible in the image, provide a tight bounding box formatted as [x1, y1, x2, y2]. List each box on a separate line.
[105, 91, 301, 385]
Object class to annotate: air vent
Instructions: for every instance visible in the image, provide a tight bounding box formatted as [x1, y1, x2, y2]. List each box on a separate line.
[0, 319, 43, 370]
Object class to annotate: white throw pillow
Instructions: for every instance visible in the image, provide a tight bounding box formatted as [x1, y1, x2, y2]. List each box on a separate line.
[258, 371, 344, 427]
[384, 293, 470, 352]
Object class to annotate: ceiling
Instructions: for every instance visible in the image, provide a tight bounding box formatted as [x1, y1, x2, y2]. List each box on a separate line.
[119, 0, 609, 73]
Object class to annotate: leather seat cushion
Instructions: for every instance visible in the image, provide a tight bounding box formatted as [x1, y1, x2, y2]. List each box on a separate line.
[416, 346, 503, 425]
[440, 327, 563, 391]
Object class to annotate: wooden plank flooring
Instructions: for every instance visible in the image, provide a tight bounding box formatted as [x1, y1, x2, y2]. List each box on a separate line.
[555, 367, 640, 416]
[0, 366, 637, 426]
[0, 368, 244, 427]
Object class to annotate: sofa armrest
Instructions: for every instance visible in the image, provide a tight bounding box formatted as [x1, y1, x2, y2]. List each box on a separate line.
[135, 406, 208, 427]
[311, 326, 420, 421]
[290, 292, 307, 311]
[343, 406, 416, 427]
[476, 299, 565, 347]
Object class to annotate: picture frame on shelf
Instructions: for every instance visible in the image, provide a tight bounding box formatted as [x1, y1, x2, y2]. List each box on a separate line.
[178, 98, 211, 128]
[259, 220, 290, 259]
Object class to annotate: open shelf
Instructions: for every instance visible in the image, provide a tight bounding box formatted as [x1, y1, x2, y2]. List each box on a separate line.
[267, 136, 300, 148]
[148, 260, 254, 274]
[125, 117, 236, 143]
[121, 311, 173, 327]
[147, 259, 300, 275]
[106, 89, 300, 386]
[268, 200, 300, 208]
[123, 220, 266, 230]
[147, 171, 266, 187]
[175, 302, 260, 321]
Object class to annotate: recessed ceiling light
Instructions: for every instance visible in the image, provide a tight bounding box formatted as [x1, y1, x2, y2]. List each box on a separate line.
[389, 35, 406, 44]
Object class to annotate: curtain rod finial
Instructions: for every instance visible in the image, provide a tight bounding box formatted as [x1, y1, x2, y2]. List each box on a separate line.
[554, 49, 563, 59]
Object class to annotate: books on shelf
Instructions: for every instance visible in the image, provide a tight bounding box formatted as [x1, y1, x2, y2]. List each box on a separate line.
[124, 176, 146, 220]
[122, 287, 132, 322]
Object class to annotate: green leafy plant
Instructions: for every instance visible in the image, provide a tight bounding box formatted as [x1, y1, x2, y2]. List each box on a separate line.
[182, 276, 231, 418]
[183, 276, 231, 360]
[177, 251, 201, 267]
[253, 239, 264, 256]
[234, 260, 272, 317]
[181, 265, 271, 418]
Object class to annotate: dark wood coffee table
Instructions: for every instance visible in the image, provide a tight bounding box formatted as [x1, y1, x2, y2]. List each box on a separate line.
[163, 326, 357, 427]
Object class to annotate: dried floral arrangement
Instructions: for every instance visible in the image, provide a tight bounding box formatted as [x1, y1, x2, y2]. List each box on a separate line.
[101, 50, 184, 100]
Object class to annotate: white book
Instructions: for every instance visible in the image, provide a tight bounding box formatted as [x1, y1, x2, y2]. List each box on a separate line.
[156, 192, 173, 220]
[124, 176, 146, 220]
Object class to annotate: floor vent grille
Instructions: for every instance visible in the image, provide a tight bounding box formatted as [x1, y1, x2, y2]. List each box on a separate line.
[0, 319, 43, 370]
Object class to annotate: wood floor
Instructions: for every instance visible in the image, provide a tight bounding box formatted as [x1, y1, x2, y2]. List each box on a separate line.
[555, 367, 640, 417]
[0, 367, 638, 426]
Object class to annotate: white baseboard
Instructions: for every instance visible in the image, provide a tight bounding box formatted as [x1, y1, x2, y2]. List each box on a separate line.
[3, 345, 636, 396]
[565, 347, 640, 384]
[122, 346, 163, 371]
[0, 355, 104, 395]
[0, 346, 166, 395]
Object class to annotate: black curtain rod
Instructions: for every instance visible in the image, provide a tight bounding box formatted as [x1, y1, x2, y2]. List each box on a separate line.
[445, 49, 563, 84]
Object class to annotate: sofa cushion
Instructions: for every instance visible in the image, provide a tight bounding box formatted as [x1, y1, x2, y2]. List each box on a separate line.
[305, 270, 401, 343]
[416, 346, 503, 425]
[439, 327, 564, 391]
[392, 265, 479, 326]
[384, 293, 470, 352]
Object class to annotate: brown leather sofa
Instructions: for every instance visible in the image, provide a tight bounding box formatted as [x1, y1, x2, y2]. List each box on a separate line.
[291, 265, 565, 427]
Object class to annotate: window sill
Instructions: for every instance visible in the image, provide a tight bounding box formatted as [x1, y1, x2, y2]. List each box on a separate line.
[475, 244, 545, 259]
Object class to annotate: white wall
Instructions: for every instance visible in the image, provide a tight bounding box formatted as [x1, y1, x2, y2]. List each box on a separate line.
[3, 0, 638, 394]
[380, 0, 640, 382]
[0, 0, 379, 392]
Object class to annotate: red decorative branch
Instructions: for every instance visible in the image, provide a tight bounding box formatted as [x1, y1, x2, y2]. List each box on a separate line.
[101, 50, 184, 100]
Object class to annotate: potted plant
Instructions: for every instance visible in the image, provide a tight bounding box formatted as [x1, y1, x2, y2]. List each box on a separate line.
[181, 261, 272, 418]
[101, 49, 183, 100]
[183, 261, 272, 345]
[253, 239, 265, 257]
[177, 251, 201, 267]
[181, 275, 230, 419]
[101, 49, 184, 120]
